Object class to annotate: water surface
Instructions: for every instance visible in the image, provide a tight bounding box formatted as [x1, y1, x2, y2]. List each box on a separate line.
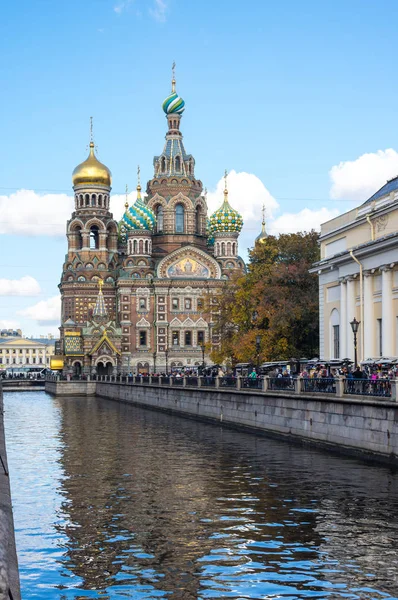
[5, 391, 398, 599]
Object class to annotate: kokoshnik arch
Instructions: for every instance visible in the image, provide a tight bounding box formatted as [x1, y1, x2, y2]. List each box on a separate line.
[57, 71, 252, 376]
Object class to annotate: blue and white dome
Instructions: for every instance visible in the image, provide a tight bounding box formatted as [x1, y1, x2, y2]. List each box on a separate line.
[119, 189, 156, 241]
[162, 91, 185, 115]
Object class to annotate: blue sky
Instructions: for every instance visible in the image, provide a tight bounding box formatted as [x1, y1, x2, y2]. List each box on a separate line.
[2, 0, 398, 337]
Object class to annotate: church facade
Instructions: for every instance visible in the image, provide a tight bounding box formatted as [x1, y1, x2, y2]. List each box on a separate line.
[58, 74, 246, 375]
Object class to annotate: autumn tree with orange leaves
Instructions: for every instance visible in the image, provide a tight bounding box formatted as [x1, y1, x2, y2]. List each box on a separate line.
[210, 231, 320, 366]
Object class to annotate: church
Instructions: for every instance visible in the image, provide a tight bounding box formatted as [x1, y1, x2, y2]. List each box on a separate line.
[57, 72, 247, 376]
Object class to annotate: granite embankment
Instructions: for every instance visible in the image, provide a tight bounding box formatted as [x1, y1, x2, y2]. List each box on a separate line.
[45, 378, 398, 464]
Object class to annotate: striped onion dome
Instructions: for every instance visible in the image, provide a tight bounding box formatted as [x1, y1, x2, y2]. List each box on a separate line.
[209, 188, 243, 234]
[118, 187, 156, 241]
[162, 91, 185, 115]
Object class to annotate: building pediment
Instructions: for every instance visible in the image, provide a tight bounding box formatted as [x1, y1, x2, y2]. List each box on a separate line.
[157, 246, 221, 279]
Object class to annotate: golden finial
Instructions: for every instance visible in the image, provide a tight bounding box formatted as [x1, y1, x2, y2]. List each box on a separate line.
[98, 278, 103, 291]
[125, 184, 129, 209]
[261, 204, 266, 233]
[137, 165, 142, 200]
[171, 61, 176, 93]
[90, 116, 94, 148]
[224, 169, 229, 200]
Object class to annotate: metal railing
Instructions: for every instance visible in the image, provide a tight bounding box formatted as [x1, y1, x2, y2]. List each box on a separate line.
[268, 376, 295, 391]
[344, 378, 391, 398]
[302, 377, 336, 394]
[45, 374, 397, 401]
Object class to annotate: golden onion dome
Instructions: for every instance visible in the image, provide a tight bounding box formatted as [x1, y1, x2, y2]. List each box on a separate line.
[72, 142, 112, 188]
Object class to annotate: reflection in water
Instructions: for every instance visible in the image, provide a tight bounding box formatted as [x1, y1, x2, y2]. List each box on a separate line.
[5, 391, 398, 599]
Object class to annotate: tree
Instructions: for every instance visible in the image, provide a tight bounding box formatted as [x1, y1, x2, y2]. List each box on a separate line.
[212, 231, 320, 365]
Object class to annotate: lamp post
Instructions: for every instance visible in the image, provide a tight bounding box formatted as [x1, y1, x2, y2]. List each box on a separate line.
[200, 342, 206, 368]
[153, 351, 157, 374]
[255, 334, 261, 372]
[350, 317, 360, 369]
[165, 348, 169, 375]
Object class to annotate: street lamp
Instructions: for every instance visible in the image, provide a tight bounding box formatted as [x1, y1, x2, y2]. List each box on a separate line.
[255, 334, 261, 372]
[200, 342, 206, 368]
[165, 348, 169, 375]
[153, 351, 157, 374]
[350, 317, 360, 369]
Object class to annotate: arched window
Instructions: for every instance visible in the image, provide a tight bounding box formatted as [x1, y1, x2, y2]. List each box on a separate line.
[139, 239, 144, 254]
[161, 157, 166, 172]
[175, 156, 181, 172]
[196, 206, 202, 234]
[75, 226, 82, 250]
[232, 242, 236, 255]
[156, 206, 164, 232]
[89, 225, 99, 249]
[79, 194, 83, 207]
[175, 204, 184, 233]
[91, 194, 96, 206]
[145, 240, 149, 254]
[227, 242, 231, 256]
[98, 194, 102, 207]
[221, 242, 226, 256]
[133, 240, 138, 254]
[85, 194, 90, 207]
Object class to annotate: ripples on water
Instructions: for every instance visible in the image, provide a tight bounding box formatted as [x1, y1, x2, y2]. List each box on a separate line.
[4, 391, 398, 599]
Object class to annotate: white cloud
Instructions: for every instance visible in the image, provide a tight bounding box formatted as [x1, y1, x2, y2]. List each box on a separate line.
[19, 296, 61, 326]
[149, 0, 167, 21]
[270, 207, 340, 236]
[0, 320, 21, 330]
[0, 276, 41, 297]
[114, 0, 134, 13]
[0, 189, 73, 236]
[329, 148, 398, 201]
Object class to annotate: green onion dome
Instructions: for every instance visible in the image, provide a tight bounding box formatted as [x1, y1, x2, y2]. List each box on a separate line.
[162, 91, 185, 115]
[118, 186, 156, 242]
[209, 188, 243, 234]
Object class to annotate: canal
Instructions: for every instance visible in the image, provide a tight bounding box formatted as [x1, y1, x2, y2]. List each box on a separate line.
[4, 391, 398, 599]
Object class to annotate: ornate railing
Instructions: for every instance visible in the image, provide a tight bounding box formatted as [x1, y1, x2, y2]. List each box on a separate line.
[302, 377, 336, 394]
[45, 374, 397, 401]
[344, 378, 391, 398]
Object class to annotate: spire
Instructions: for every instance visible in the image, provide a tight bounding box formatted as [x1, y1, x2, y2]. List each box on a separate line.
[93, 278, 107, 318]
[171, 61, 176, 93]
[90, 116, 94, 147]
[125, 184, 129, 209]
[222, 169, 230, 206]
[137, 165, 142, 200]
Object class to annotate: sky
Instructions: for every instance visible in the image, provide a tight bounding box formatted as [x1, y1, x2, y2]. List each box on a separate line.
[2, 0, 398, 337]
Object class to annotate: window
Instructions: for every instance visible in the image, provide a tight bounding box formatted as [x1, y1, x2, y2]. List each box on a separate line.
[198, 331, 205, 345]
[89, 225, 99, 249]
[175, 204, 184, 233]
[139, 331, 147, 346]
[197, 297, 203, 309]
[175, 156, 181, 171]
[156, 206, 164, 232]
[172, 298, 179, 310]
[185, 331, 192, 346]
[139, 298, 147, 310]
[185, 298, 192, 310]
[196, 206, 202, 234]
[172, 331, 179, 346]
[32, 358, 36, 364]
[333, 325, 340, 359]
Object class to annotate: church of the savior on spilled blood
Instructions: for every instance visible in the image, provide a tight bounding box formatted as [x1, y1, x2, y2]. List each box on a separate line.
[56, 72, 263, 375]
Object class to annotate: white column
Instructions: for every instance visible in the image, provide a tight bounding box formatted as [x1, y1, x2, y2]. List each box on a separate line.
[346, 277, 357, 360]
[363, 272, 374, 359]
[339, 278, 347, 359]
[381, 267, 393, 356]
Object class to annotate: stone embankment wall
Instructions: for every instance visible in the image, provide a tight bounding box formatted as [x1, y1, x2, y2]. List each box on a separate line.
[0, 385, 21, 599]
[95, 382, 398, 463]
[45, 379, 97, 396]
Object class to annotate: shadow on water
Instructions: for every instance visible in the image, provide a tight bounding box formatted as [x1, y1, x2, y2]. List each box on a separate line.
[5, 391, 398, 599]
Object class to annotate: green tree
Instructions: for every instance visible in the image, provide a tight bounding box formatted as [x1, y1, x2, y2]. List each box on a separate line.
[212, 230, 320, 365]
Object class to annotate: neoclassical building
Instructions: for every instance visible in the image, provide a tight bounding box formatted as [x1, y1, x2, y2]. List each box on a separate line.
[57, 74, 246, 375]
[311, 177, 398, 362]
